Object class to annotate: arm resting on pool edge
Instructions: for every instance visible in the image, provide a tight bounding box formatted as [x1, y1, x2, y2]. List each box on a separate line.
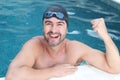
[5, 64, 77, 80]
[91, 18, 120, 73]
[5, 39, 53, 80]
[5, 38, 77, 80]
[5, 66, 53, 80]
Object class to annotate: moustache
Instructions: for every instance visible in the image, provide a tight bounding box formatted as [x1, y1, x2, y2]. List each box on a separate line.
[47, 31, 60, 35]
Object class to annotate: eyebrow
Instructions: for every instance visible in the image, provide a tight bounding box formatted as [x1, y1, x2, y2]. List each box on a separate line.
[58, 21, 65, 24]
[44, 20, 52, 24]
[44, 20, 65, 24]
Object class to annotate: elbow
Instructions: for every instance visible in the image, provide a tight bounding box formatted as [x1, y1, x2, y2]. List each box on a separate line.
[104, 63, 120, 74]
[6, 73, 20, 80]
[6, 72, 26, 80]
[109, 70, 120, 74]
[5, 74, 12, 80]
[107, 68, 120, 74]
[5, 68, 27, 80]
[5, 72, 17, 80]
[112, 69, 120, 74]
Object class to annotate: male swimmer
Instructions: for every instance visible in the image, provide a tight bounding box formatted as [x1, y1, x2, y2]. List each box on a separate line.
[6, 4, 120, 80]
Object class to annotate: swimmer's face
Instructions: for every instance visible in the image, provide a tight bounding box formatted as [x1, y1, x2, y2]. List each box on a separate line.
[43, 17, 67, 47]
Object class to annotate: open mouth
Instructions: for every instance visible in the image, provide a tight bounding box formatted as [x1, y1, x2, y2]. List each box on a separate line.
[49, 33, 60, 39]
[47, 32, 61, 43]
[49, 33, 59, 38]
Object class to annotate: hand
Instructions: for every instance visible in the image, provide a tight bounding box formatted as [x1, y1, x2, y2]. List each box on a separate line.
[91, 18, 110, 40]
[50, 64, 77, 78]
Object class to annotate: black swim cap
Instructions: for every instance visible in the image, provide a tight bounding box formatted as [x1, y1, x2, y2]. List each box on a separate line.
[43, 4, 68, 25]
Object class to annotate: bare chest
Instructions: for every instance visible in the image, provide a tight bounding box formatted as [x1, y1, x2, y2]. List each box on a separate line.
[33, 53, 81, 69]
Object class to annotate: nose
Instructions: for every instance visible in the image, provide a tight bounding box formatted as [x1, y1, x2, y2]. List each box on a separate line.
[51, 25, 57, 33]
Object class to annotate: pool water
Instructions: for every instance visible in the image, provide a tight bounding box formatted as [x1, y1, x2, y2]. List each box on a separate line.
[0, 0, 120, 77]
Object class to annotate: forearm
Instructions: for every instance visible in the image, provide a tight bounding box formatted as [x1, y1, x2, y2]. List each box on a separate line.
[6, 66, 53, 80]
[103, 35, 120, 70]
[22, 66, 53, 80]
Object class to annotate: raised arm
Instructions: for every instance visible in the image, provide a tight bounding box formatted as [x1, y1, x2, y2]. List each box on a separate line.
[91, 18, 120, 70]
[82, 18, 120, 74]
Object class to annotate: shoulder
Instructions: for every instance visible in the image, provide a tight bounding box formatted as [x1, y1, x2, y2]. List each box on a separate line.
[66, 40, 93, 53]
[23, 36, 43, 47]
[21, 36, 44, 56]
[8, 36, 44, 68]
[66, 40, 88, 48]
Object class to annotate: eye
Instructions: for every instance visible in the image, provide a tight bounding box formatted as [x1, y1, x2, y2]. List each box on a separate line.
[45, 21, 52, 26]
[57, 22, 64, 27]
[58, 23, 63, 26]
[46, 22, 51, 25]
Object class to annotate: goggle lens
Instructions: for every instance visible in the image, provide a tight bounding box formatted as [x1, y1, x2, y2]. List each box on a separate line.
[44, 11, 64, 20]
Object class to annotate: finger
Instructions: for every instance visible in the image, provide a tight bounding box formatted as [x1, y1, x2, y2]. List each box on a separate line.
[54, 64, 71, 67]
[62, 64, 75, 68]
[93, 27, 98, 32]
[91, 18, 103, 23]
[65, 68, 77, 74]
[61, 64, 72, 67]
[91, 18, 99, 24]
[91, 20, 96, 24]
[66, 66, 77, 69]
[92, 20, 101, 29]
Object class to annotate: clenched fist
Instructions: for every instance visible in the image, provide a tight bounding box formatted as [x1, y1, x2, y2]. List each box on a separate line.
[91, 18, 110, 40]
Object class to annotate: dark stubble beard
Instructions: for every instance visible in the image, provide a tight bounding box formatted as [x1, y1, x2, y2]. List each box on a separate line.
[44, 31, 66, 47]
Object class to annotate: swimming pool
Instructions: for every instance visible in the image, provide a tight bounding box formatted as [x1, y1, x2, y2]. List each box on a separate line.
[0, 0, 120, 77]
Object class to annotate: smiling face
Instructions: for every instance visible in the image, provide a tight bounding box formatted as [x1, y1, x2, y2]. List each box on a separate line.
[43, 17, 67, 47]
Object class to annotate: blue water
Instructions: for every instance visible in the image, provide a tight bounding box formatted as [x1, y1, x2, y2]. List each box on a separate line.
[0, 0, 120, 77]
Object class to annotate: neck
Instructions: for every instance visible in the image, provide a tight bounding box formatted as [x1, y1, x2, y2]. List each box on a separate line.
[45, 39, 66, 56]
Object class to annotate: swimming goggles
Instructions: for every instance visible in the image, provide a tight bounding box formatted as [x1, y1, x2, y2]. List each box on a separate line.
[43, 11, 65, 20]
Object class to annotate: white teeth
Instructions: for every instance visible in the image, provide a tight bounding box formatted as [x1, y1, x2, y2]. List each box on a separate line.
[50, 34, 59, 38]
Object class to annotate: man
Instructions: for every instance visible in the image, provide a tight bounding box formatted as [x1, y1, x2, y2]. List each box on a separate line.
[6, 4, 120, 80]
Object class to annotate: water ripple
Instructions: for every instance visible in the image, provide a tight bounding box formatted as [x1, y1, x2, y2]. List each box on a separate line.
[67, 30, 80, 34]
[68, 0, 120, 23]
[86, 29, 120, 40]
[0, 0, 37, 17]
